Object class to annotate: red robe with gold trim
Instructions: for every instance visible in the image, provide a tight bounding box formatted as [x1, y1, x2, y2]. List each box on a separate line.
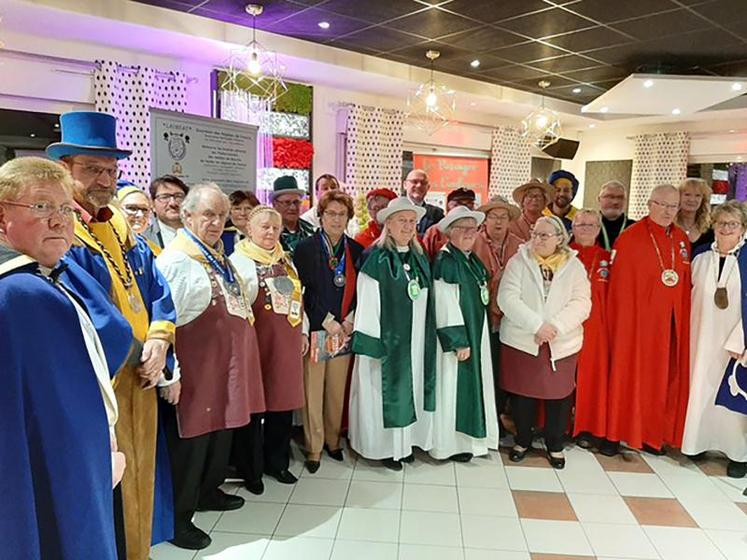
[571, 243, 611, 438]
[606, 217, 691, 450]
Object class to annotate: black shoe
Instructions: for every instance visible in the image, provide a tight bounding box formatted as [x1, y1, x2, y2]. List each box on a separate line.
[509, 446, 528, 463]
[244, 479, 264, 495]
[642, 444, 665, 456]
[401, 453, 415, 464]
[382, 458, 403, 471]
[575, 432, 595, 450]
[599, 440, 619, 457]
[265, 469, 298, 484]
[684, 452, 708, 462]
[170, 523, 211, 550]
[727, 461, 747, 479]
[196, 490, 245, 512]
[450, 452, 473, 463]
[325, 446, 344, 462]
[547, 451, 566, 470]
[305, 460, 321, 474]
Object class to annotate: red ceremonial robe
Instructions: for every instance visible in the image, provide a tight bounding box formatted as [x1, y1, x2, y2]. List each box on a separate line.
[354, 221, 383, 249]
[570, 243, 611, 439]
[606, 217, 691, 450]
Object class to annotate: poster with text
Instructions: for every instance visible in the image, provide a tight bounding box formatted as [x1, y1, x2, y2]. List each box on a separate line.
[414, 154, 489, 209]
[151, 109, 257, 192]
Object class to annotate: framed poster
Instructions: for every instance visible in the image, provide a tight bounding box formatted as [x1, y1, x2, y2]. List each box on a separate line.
[413, 154, 489, 208]
[150, 108, 258, 192]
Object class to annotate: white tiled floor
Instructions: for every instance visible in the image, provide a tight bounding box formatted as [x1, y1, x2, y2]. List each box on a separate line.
[150, 443, 747, 560]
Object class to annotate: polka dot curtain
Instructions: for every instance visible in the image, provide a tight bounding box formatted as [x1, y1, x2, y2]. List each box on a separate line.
[630, 132, 690, 219]
[345, 105, 405, 196]
[94, 60, 187, 187]
[489, 126, 532, 199]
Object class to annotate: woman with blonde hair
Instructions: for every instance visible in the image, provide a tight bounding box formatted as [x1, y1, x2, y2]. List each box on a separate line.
[676, 178, 713, 251]
[498, 215, 591, 468]
[349, 196, 437, 470]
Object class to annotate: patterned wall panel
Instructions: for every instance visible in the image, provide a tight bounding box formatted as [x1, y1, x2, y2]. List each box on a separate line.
[583, 160, 633, 210]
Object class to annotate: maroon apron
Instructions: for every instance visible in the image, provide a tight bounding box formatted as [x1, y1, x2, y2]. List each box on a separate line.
[253, 262, 305, 412]
[175, 266, 265, 438]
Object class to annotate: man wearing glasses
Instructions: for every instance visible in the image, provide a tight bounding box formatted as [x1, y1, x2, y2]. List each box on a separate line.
[604, 184, 691, 458]
[47, 111, 177, 560]
[270, 175, 315, 256]
[596, 181, 635, 251]
[146, 175, 189, 249]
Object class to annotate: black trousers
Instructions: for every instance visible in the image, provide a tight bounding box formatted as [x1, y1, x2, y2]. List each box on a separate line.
[233, 411, 293, 482]
[113, 486, 126, 559]
[163, 406, 233, 530]
[489, 332, 509, 435]
[511, 394, 572, 452]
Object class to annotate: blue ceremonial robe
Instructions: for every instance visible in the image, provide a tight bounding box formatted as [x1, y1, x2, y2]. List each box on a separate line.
[66, 235, 177, 545]
[0, 251, 118, 560]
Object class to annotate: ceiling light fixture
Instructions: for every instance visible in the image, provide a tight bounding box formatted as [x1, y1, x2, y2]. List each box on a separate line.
[405, 50, 457, 136]
[520, 80, 562, 150]
[643, 79, 654, 88]
[572, 87, 582, 94]
[220, 4, 288, 104]
[600, 106, 609, 113]
[732, 82, 743, 91]
[470, 59, 480, 68]
[588, 124, 596, 128]
[29, 133, 36, 138]
[672, 108, 681, 115]
[318, 21, 330, 29]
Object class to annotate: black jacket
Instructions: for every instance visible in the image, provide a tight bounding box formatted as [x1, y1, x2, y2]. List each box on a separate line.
[417, 203, 445, 237]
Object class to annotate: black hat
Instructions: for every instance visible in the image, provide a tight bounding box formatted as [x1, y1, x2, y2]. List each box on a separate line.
[447, 187, 476, 203]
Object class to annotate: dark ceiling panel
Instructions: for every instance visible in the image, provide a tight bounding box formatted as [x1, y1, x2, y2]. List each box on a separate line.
[132, 0, 747, 103]
[564, 0, 681, 24]
[498, 7, 596, 39]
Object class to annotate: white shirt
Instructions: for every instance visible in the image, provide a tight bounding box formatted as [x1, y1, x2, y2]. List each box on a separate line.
[158, 220, 179, 247]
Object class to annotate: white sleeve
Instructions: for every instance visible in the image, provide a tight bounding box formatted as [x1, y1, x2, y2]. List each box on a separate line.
[497, 256, 544, 334]
[155, 251, 209, 326]
[725, 319, 746, 356]
[229, 252, 259, 304]
[157, 354, 182, 387]
[549, 261, 592, 334]
[353, 271, 381, 339]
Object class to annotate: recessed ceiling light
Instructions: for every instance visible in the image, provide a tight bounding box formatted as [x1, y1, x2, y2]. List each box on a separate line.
[29, 133, 36, 138]
[732, 82, 743, 91]
[470, 59, 480, 68]
[572, 87, 582, 94]
[588, 124, 596, 128]
[469, 101, 477, 107]
[600, 106, 609, 113]
[643, 79, 654, 88]
[730, 129, 736, 133]
[672, 108, 681, 115]
[318, 21, 330, 29]
[54, 123, 60, 128]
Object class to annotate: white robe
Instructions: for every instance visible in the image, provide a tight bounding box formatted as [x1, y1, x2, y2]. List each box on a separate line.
[431, 277, 499, 459]
[349, 271, 433, 460]
[682, 246, 747, 461]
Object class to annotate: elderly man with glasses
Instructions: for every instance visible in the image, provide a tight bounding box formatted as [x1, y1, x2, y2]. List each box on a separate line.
[270, 175, 315, 256]
[604, 184, 692, 457]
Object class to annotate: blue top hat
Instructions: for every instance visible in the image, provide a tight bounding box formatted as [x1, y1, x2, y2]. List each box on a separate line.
[46, 111, 132, 161]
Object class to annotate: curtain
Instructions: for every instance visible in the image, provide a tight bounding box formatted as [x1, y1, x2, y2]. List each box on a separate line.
[94, 60, 187, 187]
[629, 132, 690, 219]
[344, 105, 405, 196]
[220, 89, 273, 202]
[488, 126, 532, 199]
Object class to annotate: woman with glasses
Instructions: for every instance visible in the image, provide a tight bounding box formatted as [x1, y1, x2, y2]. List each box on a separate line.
[293, 191, 364, 473]
[349, 197, 438, 471]
[430, 206, 499, 462]
[569, 210, 611, 450]
[498, 216, 591, 469]
[222, 190, 260, 256]
[676, 178, 714, 252]
[682, 201, 747, 478]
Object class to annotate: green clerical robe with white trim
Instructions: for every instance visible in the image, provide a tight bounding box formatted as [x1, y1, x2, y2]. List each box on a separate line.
[431, 244, 499, 459]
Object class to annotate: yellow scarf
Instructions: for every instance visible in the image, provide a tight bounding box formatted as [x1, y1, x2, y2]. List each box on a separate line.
[532, 250, 569, 273]
[235, 239, 303, 326]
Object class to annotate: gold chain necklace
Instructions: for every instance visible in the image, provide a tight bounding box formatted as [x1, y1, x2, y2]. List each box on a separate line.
[647, 223, 678, 287]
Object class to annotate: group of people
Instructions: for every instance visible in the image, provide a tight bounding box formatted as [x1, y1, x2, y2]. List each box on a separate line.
[3, 111, 747, 560]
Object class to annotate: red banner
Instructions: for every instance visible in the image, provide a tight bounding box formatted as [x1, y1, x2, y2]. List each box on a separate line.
[413, 154, 489, 208]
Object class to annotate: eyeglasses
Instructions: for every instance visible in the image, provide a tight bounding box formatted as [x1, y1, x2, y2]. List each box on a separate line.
[573, 223, 600, 230]
[650, 199, 679, 211]
[486, 213, 509, 222]
[71, 161, 119, 181]
[155, 193, 186, 203]
[2, 200, 76, 220]
[323, 210, 349, 220]
[451, 225, 479, 234]
[714, 220, 742, 231]
[531, 232, 559, 241]
[524, 193, 546, 201]
[274, 199, 302, 207]
[122, 205, 151, 217]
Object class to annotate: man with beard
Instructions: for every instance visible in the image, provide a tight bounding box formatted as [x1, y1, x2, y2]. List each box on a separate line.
[145, 175, 189, 249]
[507, 180, 555, 242]
[596, 181, 635, 251]
[543, 170, 579, 231]
[403, 169, 444, 236]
